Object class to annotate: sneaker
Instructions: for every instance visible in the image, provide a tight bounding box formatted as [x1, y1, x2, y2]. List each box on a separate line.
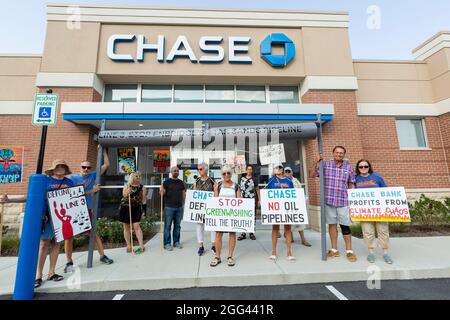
[383, 254, 393, 264]
[227, 256, 235, 267]
[198, 246, 205, 256]
[327, 250, 340, 258]
[100, 255, 114, 265]
[134, 247, 145, 255]
[211, 246, 216, 254]
[346, 252, 357, 262]
[164, 245, 174, 251]
[64, 261, 74, 273]
[367, 253, 375, 263]
[174, 243, 183, 249]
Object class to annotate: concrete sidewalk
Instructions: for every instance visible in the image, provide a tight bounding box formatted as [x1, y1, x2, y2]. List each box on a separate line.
[2, 221, 450, 295]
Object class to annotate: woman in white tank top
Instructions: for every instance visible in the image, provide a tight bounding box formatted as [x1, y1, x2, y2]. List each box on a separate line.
[210, 166, 241, 267]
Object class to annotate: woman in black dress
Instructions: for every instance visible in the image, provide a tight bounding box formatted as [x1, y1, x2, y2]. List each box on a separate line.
[119, 172, 147, 254]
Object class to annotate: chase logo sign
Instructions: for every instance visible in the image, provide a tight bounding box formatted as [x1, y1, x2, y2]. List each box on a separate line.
[260, 33, 295, 68]
[107, 33, 295, 68]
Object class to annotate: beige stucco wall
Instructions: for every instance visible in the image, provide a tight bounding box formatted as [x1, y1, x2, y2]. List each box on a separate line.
[424, 48, 450, 103]
[354, 60, 434, 103]
[40, 21, 101, 73]
[0, 56, 41, 101]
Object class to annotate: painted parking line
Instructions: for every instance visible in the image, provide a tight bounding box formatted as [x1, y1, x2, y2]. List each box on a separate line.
[325, 285, 348, 300]
[112, 294, 125, 300]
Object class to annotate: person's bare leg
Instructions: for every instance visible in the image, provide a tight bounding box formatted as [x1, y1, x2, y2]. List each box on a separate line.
[133, 223, 144, 249]
[299, 231, 311, 246]
[64, 238, 73, 263]
[329, 224, 338, 250]
[37, 240, 49, 279]
[228, 233, 236, 257]
[284, 225, 293, 257]
[95, 235, 105, 257]
[48, 240, 60, 277]
[343, 234, 353, 251]
[271, 225, 280, 256]
[123, 224, 131, 250]
[215, 232, 223, 258]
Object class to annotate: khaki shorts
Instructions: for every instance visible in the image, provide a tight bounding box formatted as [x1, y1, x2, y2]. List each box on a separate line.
[325, 205, 351, 226]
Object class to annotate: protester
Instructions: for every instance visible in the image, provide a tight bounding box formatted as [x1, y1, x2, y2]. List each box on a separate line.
[210, 166, 241, 267]
[313, 146, 357, 262]
[160, 166, 186, 251]
[64, 149, 113, 273]
[193, 162, 217, 256]
[266, 164, 295, 261]
[355, 159, 392, 264]
[119, 172, 147, 254]
[284, 166, 311, 247]
[237, 165, 260, 241]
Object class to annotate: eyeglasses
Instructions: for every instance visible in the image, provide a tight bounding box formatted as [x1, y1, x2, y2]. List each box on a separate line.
[284, 170, 292, 173]
[358, 165, 369, 169]
[222, 172, 232, 176]
[81, 166, 91, 170]
[198, 168, 204, 171]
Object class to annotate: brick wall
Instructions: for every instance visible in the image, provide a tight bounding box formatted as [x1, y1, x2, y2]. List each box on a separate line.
[438, 112, 450, 178]
[0, 87, 101, 195]
[302, 90, 364, 206]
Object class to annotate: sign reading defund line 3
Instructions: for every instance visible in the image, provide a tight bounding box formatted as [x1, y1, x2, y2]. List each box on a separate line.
[260, 188, 309, 225]
[183, 190, 214, 223]
[348, 187, 411, 222]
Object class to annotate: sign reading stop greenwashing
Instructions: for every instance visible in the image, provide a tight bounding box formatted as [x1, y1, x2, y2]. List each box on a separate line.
[348, 187, 411, 222]
[32, 93, 58, 126]
[205, 197, 255, 233]
[260, 188, 309, 225]
[183, 190, 214, 223]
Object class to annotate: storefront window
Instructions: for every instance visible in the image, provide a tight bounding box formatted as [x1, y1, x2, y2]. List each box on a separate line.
[269, 86, 299, 104]
[205, 85, 235, 103]
[142, 85, 172, 102]
[236, 85, 266, 103]
[174, 85, 204, 103]
[395, 119, 427, 148]
[104, 84, 137, 102]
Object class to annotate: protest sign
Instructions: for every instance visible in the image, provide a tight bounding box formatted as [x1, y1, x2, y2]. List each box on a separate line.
[205, 197, 255, 233]
[260, 188, 308, 225]
[0, 146, 24, 184]
[47, 186, 91, 243]
[117, 147, 137, 174]
[259, 143, 285, 165]
[183, 190, 214, 223]
[222, 155, 246, 175]
[348, 187, 411, 222]
[153, 150, 170, 173]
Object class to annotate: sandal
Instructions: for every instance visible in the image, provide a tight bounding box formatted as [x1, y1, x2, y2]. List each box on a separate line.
[34, 278, 43, 288]
[287, 256, 296, 261]
[237, 233, 246, 241]
[227, 257, 235, 267]
[210, 256, 221, 267]
[48, 274, 64, 282]
[249, 233, 256, 240]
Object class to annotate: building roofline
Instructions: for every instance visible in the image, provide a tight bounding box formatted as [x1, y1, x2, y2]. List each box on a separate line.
[353, 59, 427, 64]
[412, 31, 450, 53]
[0, 54, 42, 58]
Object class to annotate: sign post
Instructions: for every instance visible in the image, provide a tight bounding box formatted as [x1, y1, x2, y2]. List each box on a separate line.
[32, 90, 58, 174]
[316, 113, 327, 261]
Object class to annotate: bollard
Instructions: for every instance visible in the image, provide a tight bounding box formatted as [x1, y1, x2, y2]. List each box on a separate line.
[13, 174, 47, 300]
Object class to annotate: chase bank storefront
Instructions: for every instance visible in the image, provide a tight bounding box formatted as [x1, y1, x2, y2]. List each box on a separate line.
[1, 4, 450, 231]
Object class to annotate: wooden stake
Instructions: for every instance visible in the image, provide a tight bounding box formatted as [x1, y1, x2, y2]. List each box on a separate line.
[160, 173, 164, 255]
[0, 203, 4, 257]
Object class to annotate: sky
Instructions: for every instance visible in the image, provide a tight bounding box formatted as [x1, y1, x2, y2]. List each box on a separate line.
[1, 0, 450, 59]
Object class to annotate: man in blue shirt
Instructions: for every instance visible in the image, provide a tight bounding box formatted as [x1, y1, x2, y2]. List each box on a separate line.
[64, 148, 113, 272]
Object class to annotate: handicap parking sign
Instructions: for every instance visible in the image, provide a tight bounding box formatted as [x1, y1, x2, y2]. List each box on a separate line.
[32, 94, 58, 126]
[39, 107, 51, 119]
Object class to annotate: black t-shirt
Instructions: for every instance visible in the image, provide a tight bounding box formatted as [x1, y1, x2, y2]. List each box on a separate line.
[163, 178, 186, 208]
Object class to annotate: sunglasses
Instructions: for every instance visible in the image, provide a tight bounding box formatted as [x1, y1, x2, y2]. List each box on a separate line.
[81, 166, 91, 170]
[197, 168, 204, 171]
[284, 170, 292, 173]
[275, 166, 283, 170]
[222, 172, 232, 176]
[358, 165, 370, 169]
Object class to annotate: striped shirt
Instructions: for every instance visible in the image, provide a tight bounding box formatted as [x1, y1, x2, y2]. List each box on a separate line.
[316, 160, 355, 207]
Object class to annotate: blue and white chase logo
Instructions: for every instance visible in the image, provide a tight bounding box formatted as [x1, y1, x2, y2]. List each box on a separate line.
[107, 33, 295, 68]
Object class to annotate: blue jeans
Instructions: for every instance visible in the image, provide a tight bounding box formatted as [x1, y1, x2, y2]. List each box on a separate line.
[164, 207, 183, 246]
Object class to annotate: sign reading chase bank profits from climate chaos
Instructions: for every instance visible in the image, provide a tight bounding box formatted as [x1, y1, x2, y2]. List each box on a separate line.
[183, 190, 214, 223]
[348, 187, 411, 223]
[261, 189, 308, 225]
[107, 33, 295, 67]
[205, 197, 255, 233]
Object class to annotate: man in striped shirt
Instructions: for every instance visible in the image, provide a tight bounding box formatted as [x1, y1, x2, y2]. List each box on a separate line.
[313, 146, 357, 262]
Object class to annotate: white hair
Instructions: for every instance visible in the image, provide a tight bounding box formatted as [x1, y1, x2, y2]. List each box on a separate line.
[198, 162, 209, 171]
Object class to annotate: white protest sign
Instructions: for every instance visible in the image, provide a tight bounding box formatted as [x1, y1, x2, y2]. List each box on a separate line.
[260, 188, 308, 225]
[222, 155, 247, 175]
[205, 197, 255, 233]
[47, 186, 91, 243]
[183, 190, 214, 223]
[259, 143, 286, 165]
[348, 187, 411, 222]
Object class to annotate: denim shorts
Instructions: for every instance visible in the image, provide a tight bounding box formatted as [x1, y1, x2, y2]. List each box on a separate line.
[41, 220, 55, 241]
